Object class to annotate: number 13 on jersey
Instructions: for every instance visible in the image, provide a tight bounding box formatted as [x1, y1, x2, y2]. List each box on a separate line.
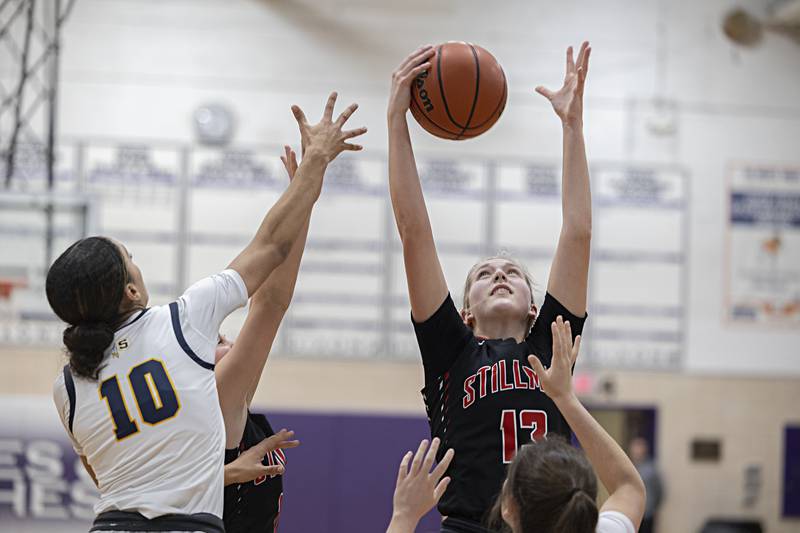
[99, 358, 181, 440]
[500, 409, 548, 463]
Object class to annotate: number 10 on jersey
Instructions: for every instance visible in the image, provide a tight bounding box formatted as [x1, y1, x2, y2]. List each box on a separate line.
[500, 409, 548, 463]
[99, 359, 181, 440]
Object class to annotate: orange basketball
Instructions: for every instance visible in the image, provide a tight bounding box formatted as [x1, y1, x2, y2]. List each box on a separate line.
[410, 42, 507, 140]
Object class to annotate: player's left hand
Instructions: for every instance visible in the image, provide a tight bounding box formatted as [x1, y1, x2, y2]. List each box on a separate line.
[280, 145, 299, 181]
[535, 41, 591, 128]
[528, 316, 582, 403]
[387, 438, 454, 533]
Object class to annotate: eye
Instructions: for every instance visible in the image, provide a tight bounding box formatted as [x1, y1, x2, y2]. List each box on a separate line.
[508, 268, 520, 276]
[477, 270, 490, 279]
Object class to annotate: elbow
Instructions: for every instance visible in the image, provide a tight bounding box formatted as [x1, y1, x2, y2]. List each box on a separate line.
[630, 470, 647, 504]
[252, 291, 292, 314]
[264, 241, 291, 268]
[395, 216, 429, 244]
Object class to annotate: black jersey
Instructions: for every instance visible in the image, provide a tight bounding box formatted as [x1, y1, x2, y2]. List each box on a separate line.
[223, 413, 285, 533]
[414, 292, 586, 525]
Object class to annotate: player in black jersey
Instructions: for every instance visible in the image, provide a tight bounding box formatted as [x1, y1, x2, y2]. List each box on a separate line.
[213, 130, 354, 531]
[387, 42, 593, 531]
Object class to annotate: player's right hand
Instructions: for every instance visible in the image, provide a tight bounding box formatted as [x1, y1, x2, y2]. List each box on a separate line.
[291, 92, 367, 164]
[529, 316, 581, 403]
[388, 46, 435, 120]
[225, 429, 300, 485]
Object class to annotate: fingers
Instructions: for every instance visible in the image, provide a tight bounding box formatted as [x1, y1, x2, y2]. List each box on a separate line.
[335, 102, 359, 127]
[342, 126, 368, 140]
[528, 354, 545, 377]
[261, 464, 285, 477]
[323, 91, 338, 121]
[551, 319, 564, 360]
[564, 319, 573, 346]
[432, 476, 451, 502]
[575, 41, 589, 69]
[430, 447, 454, 481]
[577, 46, 591, 89]
[341, 142, 364, 152]
[572, 334, 582, 366]
[409, 439, 429, 476]
[535, 86, 553, 100]
[398, 45, 435, 75]
[276, 438, 301, 449]
[405, 61, 432, 82]
[421, 437, 440, 476]
[289, 148, 298, 171]
[254, 429, 298, 455]
[291, 105, 308, 128]
[396, 450, 413, 484]
[566, 45, 575, 74]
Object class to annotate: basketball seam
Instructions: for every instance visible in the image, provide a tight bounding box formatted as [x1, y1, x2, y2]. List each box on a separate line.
[410, 97, 461, 138]
[463, 67, 507, 131]
[457, 44, 481, 140]
[437, 44, 470, 131]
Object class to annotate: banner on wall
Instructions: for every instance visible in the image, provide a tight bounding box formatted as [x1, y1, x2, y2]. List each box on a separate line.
[726, 164, 800, 325]
[0, 396, 96, 532]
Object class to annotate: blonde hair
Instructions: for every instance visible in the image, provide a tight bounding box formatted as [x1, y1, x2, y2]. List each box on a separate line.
[462, 253, 537, 331]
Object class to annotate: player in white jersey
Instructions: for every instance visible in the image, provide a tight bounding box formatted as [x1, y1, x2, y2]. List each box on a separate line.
[48, 93, 366, 533]
[386, 318, 645, 533]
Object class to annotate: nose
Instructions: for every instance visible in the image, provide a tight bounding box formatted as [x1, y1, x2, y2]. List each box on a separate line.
[493, 269, 507, 282]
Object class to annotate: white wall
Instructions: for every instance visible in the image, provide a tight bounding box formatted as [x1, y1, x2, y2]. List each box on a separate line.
[25, 0, 800, 376]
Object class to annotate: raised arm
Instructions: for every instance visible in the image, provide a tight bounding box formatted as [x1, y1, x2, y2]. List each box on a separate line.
[536, 42, 593, 316]
[529, 317, 645, 528]
[229, 92, 366, 296]
[387, 46, 449, 322]
[217, 147, 311, 447]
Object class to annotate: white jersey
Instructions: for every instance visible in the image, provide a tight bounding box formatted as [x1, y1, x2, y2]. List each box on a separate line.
[53, 269, 248, 520]
[596, 511, 636, 533]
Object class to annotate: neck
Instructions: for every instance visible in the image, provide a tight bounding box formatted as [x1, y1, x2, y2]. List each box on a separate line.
[115, 305, 145, 328]
[473, 316, 528, 343]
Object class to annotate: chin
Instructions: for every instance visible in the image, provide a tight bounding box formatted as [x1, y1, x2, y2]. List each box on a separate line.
[483, 299, 528, 319]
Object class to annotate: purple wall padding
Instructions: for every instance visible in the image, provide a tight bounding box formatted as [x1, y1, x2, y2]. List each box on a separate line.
[784, 425, 800, 518]
[266, 410, 442, 533]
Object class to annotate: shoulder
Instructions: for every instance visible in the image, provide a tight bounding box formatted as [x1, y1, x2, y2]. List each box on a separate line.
[52, 367, 67, 400]
[596, 511, 636, 533]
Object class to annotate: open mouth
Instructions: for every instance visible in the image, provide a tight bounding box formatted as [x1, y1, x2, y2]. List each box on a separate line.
[490, 284, 513, 296]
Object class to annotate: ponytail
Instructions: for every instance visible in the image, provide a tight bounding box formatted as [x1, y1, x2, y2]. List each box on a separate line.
[46, 237, 128, 380]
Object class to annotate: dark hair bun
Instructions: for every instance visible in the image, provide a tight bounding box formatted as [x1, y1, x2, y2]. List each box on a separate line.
[63, 323, 114, 379]
[554, 489, 598, 533]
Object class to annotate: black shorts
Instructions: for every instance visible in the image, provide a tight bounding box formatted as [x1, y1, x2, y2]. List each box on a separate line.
[90, 511, 225, 533]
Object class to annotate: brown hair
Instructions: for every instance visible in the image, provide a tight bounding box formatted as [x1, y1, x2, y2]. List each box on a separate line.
[462, 253, 537, 330]
[488, 436, 598, 533]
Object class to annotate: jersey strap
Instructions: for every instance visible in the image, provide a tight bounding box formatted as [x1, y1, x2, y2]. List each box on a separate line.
[169, 301, 215, 371]
[63, 365, 76, 434]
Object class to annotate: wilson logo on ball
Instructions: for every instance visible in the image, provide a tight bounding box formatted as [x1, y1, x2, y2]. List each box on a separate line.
[415, 72, 434, 112]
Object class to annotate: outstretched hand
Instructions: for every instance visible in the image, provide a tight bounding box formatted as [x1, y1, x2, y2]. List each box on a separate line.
[226, 429, 300, 485]
[528, 316, 582, 403]
[535, 41, 591, 127]
[388, 438, 454, 533]
[291, 92, 367, 164]
[388, 45, 435, 119]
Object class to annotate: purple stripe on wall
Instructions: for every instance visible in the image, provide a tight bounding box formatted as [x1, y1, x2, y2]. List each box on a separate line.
[266, 410, 442, 533]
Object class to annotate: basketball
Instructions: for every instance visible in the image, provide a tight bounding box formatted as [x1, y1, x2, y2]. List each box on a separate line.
[409, 42, 507, 140]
